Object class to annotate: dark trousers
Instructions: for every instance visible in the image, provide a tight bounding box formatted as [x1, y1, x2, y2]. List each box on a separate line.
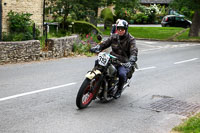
[117, 66, 129, 90]
[95, 60, 129, 90]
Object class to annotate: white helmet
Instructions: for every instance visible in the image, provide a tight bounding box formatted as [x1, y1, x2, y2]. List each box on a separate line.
[117, 20, 128, 30]
[116, 19, 120, 24]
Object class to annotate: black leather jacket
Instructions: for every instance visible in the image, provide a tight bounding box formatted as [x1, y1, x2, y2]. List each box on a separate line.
[100, 33, 138, 63]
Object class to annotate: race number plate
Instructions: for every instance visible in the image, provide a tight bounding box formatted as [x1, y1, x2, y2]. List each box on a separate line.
[97, 52, 110, 66]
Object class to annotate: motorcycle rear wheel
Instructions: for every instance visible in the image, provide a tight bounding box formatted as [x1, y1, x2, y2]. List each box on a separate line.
[76, 77, 100, 109]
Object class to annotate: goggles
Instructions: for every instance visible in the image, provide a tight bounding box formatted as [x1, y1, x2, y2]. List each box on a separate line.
[117, 27, 125, 31]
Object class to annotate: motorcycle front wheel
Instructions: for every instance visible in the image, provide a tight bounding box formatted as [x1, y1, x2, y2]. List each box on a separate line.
[76, 76, 100, 109]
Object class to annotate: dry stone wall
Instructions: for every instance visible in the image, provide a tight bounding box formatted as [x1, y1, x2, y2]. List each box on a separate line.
[0, 40, 41, 64]
[46, 35, 80, 58]
[0, 35, 80, 65]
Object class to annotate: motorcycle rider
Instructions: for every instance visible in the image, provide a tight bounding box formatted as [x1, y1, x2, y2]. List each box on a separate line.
[91, 19, 138, 99]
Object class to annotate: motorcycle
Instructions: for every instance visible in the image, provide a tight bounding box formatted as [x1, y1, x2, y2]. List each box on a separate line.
[76, 50, 137, 109]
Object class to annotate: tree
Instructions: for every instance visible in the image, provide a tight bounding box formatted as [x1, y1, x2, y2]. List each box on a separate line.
[114, 0, 139, 21]
[170, 0, 200, 37]
[78, 0, 115, 25]
[47, 0, 113, 26]
[47, 0, 80, 29]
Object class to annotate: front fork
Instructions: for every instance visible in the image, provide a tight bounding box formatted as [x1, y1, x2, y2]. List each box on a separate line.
[85, 70, 104, 100]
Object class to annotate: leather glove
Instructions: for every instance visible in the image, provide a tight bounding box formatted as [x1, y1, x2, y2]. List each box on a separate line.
[123, 55, 137, 68]
[90, 45, 101, 53]
[129, 55, 137, 63]
[123, 62, 132, 68]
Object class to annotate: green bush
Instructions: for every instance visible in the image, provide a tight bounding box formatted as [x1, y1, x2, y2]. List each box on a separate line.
[73, 21, 102, 35]
[136, 4, 162, 24]
[73, 33, 99, 56]
[101, 8, 114, 24]
[2, 11, 40, 41]
[134, 13, 149, 24]
[115, 8, 133, 21]
[73, 43, 91, 54]
[7, 11, 32, 33]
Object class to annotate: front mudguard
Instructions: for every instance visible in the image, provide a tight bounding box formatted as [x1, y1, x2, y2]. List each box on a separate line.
[85, 70, 102, 80]
[85, 69, 103, 100]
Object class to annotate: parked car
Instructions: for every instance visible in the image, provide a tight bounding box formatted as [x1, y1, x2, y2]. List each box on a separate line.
[161, 15, 192, 28]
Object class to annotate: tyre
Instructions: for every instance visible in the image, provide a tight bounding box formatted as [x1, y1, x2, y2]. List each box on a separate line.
[186, 25, 190, 28]
[76, 76, 100, 109]
[165, 24, 170, 27]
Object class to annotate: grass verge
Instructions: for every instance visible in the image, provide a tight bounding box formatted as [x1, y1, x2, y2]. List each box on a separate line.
[172, 112, 200, 133]
[176, 29, 200, 42]
[99, 27, 200, 42]
[129, 27, 184, 40]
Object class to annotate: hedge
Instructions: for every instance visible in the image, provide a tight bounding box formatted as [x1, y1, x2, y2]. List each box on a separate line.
[73, 21, 102, 35]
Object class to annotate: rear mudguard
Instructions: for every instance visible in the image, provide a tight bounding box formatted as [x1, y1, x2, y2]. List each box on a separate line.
[85, 70, 101, 80]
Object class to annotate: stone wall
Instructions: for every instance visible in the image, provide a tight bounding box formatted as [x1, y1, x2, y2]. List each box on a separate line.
[46, 35, 80, 58]
[2, 0, 43, 33]
[0, 35, 80, 65]
[0, 40, 41, 64]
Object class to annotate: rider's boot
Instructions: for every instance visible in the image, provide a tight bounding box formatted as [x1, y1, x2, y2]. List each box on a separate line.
[113, 83, 123, 99]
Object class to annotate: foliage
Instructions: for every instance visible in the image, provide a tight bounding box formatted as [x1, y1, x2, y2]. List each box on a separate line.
[73, 21, 102, 34]
[134, 13, 148, 24]
[120, 4, 168, 24]
[39, 36, 46, 49]
[173, 113, 200, 133]
[47, 0, 79, 29]
[170, 0, 200, 37]
[114, 0, 139, 13]
[170, 0, 197, 20]
[49, 29, 72, 38]
[47, 0, 113, 26]
[136, 4, 162, 24]
[115, 8, 134, 22]
[101, 8, 114, 29]
[101, 8, 114, 23]
[179, 7, 194, 20]
[73, 33, 99, 56]
[114, 0, 139, 21]
[2, 11, 40, 41]
[170, 0, 200, 11]
[7, 11, 32, 32]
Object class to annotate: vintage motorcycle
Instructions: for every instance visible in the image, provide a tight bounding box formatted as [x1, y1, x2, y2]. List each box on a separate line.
[76, 50, 137, 109]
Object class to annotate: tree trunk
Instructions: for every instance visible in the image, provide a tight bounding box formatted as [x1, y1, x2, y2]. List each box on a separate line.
[189, 10, 200, 37]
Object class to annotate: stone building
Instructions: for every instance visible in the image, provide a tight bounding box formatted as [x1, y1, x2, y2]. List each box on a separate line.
[0, 0, 44, 38]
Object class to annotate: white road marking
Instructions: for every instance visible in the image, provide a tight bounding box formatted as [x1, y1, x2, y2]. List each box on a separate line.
[141, 47, 162, 52]
[1, 56, 198, 102]
[140, 43, 200, 52]
[144, 42, 157, 44]
[136, 66, 157, 71]
[138, 43, 158, 48]
[174, 58, 198, 65]
[0, 82, 77, 102]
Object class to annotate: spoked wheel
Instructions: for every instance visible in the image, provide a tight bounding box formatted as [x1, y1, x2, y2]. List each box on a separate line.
[76, 76, 100, 109]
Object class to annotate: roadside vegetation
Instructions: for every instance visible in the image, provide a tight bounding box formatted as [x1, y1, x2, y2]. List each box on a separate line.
[172, 112, 200, 133]
[176, 29, 200, 41]
[73, 33, 100, 57]
[2, 11, 40, 41]
[99, 27, 200, 42]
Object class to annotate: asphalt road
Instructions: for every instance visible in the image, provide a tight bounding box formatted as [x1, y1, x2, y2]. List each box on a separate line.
[0, 40, 200, 133]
